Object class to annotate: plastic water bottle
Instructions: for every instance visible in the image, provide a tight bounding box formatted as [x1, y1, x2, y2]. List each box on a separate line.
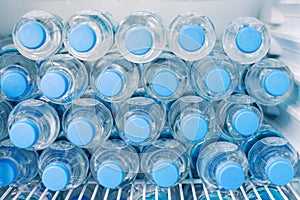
[245, 185, 287, 200]
[141, 138, 189, 188]
[245, 58, 294, 106]
[222, 17, 270, 64]
[0, 36, 15, 51]
[142, 52, 188, 102]
[91, 52, 140, 102]
[63, 10, 115, 61]
[0, 49, 38, 101]
[168, 95, 215, 143]
[216, 94, 263, 140]
[90, 139, 139, 189]
[115, 97, 165, 146]
[168, 13, 216, 61]
[196, 140, 249, 190]
[116, 11, 166, 63]
[12, 10, 63, 60]
[8, 99, 60, 149]
[190, 52, 238, 101]
[0, 140, 38, 187]
[0, 100, 12, 141]
[39, 140, 89, 191]
[38, 54, 88, 104]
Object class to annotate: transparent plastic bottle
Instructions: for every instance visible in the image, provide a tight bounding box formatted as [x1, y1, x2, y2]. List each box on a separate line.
[90, 139, 139, 189]
[0, 49, 38, 101]
[12, 10, 63, 60]
[115, 11, 166, 63]
[8, 99, 60, 149]
[190, 52, 238, 101]
[63, 10, 115, 61]
[142, 52, 188, 102]
[39, 140, 89, 191]
[38, 54, 88, 104]
[115, 97, 165, 146]
[129, 184, 180, 200]
[141, 138, 189, 188]
[62, 98, 113, 148]
[0, 36, 15, 52]
[245, 58, 294, 106]
[168, 13, 216, 61]
[168, 95, 215, 143]
[91, 52, 140, 102]
[216, 94, 263, 140]
[222, 17, 270, 64]
[0, 100, 12, 141]
[245, 184, 288, 200]
[0, 140, 38, 187]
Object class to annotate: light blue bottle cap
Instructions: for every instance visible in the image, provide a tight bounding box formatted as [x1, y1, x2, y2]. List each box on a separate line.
[263, 70, 290, 97]
[18, 21, 47, 49]
[0, 158, 18, 186]
[1, 70, 29, 98]
[97, 160, 125, 189]
[124, 115, 152, 143]
[9, 120, 39, 148]
[235, 26, 262, 53]
[181, 114, 208, 141]
[152, 160, 179, 188]
[204, 68, 231, 93]
[96, 69, 124, 97]
[67, 118, 96, 146]
[40, 71, 69, 99]
[125, 27, 153, 55]
[71, 196, 89, 200]
[216, 161, 245, 190]
[266, 158, 294, 186]
[42, 163, 71, 191]
[68, 25, 97, 53]
[152, 70, 179, 97]
[178, 25, 205, 52]
[232, 109, 260, 137]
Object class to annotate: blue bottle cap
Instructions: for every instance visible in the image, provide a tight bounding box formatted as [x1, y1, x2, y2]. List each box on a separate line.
[232, 109, 260, 137]
[152, 70, 179, 97]
[204, 68, 231, 93]
[124, 115, 152, 143]
[42, 163, 71, 191]
[97, 160, 125, 189]
[40, 71, 69, 99]
[0, 158, 18, 186]
[152, 160, 179, 188]
[68, 25, 97, 53]
[216, 161, 245, 190]
[9, 120, 39, 148]
[235, 26, 262, 53]
[1, 70, 29, 98]
[181, 114, 208, 141]
[18, 21, 47, 49]
[265, 158, 294, 186]
[125, 27, 153, 55]
[96, 69, 124, 97]
[67, 118, 96, 146]
[178, 25, 205, 52]
[71, 196, 89, 200]
[263, 70, 290, 97]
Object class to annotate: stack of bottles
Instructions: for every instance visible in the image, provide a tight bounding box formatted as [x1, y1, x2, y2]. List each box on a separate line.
[0, 9, 298, 200]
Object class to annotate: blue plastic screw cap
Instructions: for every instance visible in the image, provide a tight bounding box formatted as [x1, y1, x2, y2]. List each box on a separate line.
[40, 71, 69, 99]
[125, 27, 153, 55]
[152, 70, 179, 97]
[42, 163, 71, 191]
[1, 70, 29, 98]
[96, 69, 124, 97]
[181, 114, 208, 142]
[216, 161, 245, 190]
[235, 26, 262, 53]
[232, 109, 260, 137]
[204, 68, 231, 93]
[68, 25, 97, 53]
[18, 21, 47, 49]
[178, 25, 205, 52]
[9, 120, 39, 148]
[67, 118, 96, 146]
[0, 158, 18, 186]
[266, 158, 294, 186]
[124, 115, 152, 143]
[263, 70, 290, 97]
[152, 160, 179, 188]
[97, 160, 125, 189]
